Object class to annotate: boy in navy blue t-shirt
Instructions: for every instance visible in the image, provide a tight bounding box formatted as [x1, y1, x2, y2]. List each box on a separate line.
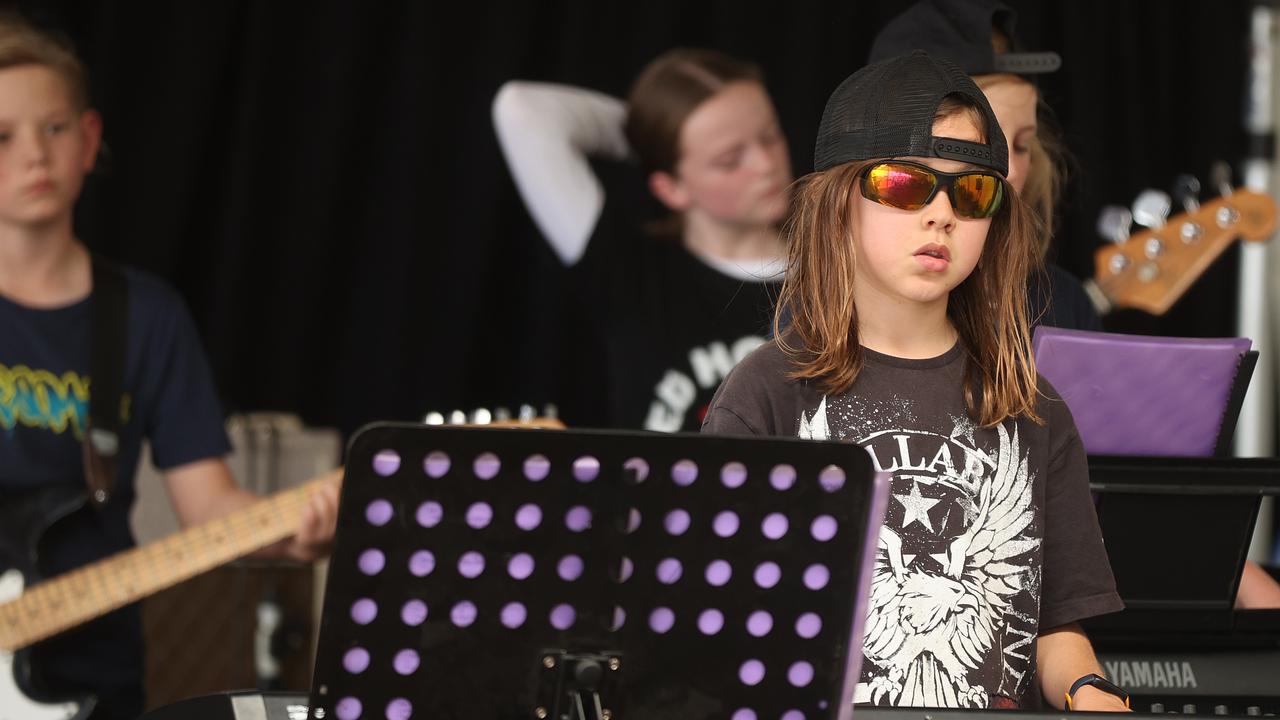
[0, 15, 339, 719]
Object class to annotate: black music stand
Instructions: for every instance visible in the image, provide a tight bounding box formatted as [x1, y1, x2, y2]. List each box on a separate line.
[305, 423, 888, 720]
[1084, 455, 1280, 641]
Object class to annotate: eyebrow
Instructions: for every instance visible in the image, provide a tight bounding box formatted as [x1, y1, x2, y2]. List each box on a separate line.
[708, 142, 746, 163]
[702, 119, 779, 159]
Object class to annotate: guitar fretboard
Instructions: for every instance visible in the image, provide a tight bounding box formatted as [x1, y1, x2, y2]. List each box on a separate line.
[0, 474, 334, 652]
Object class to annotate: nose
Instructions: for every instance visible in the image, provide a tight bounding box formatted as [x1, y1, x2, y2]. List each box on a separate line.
[744, 143, 773, 176]
[20, 128, 49, 167]
[921, 188, 957, 233]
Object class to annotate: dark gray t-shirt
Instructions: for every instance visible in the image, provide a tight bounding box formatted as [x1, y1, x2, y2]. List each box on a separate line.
[702, 340, 1122, 709]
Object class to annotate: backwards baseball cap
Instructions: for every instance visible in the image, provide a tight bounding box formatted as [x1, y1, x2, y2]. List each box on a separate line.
[813, 50, 1009, 176]
[868, 0, 1060, 76]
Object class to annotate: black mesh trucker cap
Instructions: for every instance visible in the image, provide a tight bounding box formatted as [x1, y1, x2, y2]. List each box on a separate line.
[868, 0, 1060, 76]
[813, 50, 1009, 176]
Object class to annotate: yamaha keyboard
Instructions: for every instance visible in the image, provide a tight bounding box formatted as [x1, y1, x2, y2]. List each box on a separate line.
[1083, 457, 1280, 717]
[1097, 645, 1280, 715]
[1087, 606, 1280, 716]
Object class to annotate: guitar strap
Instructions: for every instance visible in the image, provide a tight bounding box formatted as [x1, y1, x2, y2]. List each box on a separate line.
[84, 254, 128, 508]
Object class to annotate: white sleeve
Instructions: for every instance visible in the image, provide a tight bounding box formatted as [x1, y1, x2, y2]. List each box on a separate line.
[492, 81, 631, 266]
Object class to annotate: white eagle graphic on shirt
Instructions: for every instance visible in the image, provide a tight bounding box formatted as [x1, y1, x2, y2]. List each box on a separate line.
[800, 396, 1039, 708]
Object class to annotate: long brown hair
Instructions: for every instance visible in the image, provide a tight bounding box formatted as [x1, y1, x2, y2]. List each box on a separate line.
[1024, 100, 1069, 251]
[776, 97, 1042, 426]
[624, 48, 763, 176]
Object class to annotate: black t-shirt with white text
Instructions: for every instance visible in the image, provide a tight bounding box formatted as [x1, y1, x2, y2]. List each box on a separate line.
[565, 195, 781, 432]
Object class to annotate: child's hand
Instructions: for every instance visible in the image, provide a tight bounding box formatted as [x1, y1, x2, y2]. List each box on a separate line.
[285, 472, 342, 562]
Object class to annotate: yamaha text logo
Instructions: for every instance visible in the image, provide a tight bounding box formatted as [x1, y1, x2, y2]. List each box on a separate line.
[1104, 661, 1198, 690]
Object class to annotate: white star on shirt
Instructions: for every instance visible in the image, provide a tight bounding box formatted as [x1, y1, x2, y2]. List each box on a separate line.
[893, 481, 940, 533]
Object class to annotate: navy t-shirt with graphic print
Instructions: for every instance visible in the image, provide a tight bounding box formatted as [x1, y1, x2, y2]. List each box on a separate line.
[702, 339, 1123, 709]
[0, 265, 230, 712]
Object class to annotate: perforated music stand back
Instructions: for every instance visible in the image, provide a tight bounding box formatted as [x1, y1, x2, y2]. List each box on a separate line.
[306, 424, 888, 720]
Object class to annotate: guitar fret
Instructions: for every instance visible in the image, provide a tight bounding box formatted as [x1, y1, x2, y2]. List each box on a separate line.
[83, 561, 122, 613]
[0, 605, 19, 650]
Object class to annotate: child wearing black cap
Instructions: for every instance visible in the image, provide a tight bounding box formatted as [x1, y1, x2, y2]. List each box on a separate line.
[702, 51, 1128, 711]
[870, 0, 1100, 334]
[873, 0, 1280, 612]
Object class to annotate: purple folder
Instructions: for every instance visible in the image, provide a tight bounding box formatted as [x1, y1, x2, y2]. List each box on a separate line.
[1032, 327, 1252, 457]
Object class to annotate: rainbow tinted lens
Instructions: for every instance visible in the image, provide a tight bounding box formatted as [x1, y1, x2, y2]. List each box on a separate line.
[861, 162, 1004, 219]
[951, 173, 1003, 219]
[862, 163, 936, 211]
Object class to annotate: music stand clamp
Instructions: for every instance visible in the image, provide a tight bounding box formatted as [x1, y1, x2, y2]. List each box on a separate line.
[534, 649, 623, 720]
[307, 423, 888, 720]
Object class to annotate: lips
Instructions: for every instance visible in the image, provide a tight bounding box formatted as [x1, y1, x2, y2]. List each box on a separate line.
[24, 179, 54, 195]
[913, 243, 951, 272]
[913, 243, 951, 262]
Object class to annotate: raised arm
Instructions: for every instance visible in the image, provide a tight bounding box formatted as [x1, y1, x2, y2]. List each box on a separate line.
[492, 81, 630, 265]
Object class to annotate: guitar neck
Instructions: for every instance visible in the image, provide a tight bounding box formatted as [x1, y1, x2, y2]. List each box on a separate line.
[0, 476, 330, 652]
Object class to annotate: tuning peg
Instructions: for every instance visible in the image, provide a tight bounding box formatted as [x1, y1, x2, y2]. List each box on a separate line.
[518, 404, 536, 422]
[423, 411, 445, 425]
[449, 409, 467, 425]
[1172, 174, 1201, 213]
[471, 407, 492, 425]
[1131, 189, 1172, 229]
[543, 403, 559, 420]
[1096, 205, 1133, 244]
[1209, 160, 1234, 197]
[493, 406, 512, 422]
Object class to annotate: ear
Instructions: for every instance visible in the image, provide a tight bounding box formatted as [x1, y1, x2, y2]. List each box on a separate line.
[77, 109, 103, 173]
[648, 170, 690, 212]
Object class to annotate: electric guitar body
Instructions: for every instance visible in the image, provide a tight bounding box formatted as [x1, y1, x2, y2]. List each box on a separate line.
[0, 485, 97, 720]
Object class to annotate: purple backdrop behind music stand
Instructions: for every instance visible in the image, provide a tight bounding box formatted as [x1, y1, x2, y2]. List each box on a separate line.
[1032, 328, 1252, 457]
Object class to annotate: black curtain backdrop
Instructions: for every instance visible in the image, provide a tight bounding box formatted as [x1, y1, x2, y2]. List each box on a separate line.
[16, 1, 1257, 440]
